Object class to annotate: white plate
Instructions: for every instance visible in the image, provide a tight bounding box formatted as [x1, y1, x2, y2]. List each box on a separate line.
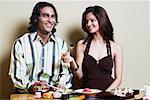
[110, 88, 134, 97]
[74, 89, 101, 94]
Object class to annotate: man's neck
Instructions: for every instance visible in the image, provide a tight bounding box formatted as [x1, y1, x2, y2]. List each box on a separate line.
[37, 32, 51, 44]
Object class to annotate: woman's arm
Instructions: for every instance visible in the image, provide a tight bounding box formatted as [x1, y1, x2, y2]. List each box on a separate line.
[71, 40, 85, 79]
[61, 39, 85, 79]
[106, 42, 123, 91]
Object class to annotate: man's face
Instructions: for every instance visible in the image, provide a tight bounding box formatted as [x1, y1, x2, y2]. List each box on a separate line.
[37, 6, 56, 35]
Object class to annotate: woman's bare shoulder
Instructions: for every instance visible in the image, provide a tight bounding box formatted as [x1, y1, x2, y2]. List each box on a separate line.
[110, 41, 122, 53]
[77, 39, 86, 52]
[110, 40, 120, 46]
[77, 39, 86, 46]
[77, 39, 84, 44]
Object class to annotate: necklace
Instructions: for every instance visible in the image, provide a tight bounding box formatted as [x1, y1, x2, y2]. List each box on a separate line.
[96, 56, 101, 64]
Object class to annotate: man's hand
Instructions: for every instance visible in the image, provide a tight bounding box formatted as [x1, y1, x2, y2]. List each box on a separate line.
[28, 80, 49, 93]
[28, 85, 35, 94]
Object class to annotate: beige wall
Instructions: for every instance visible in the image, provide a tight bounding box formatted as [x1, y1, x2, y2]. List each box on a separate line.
[0, 0, 149, 99]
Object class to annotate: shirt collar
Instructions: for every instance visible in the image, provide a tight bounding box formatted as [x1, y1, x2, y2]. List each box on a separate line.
[32, 32, 56, 42]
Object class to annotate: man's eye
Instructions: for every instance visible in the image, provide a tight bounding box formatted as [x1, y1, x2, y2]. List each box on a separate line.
[42, 13, 49, 17]
[51, 14, 56, 18]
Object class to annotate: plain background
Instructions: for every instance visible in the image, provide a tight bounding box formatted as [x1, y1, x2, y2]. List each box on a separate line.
[0, 0, 149, 99]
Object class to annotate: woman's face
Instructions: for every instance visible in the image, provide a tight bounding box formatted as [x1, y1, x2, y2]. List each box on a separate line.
[85, 12, 99, 34]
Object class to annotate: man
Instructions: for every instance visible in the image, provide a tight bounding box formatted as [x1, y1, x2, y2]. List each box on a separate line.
[9, 2, 72, 93]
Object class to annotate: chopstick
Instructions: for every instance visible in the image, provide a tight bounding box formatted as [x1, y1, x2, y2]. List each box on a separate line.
[47, 84, 62, 90]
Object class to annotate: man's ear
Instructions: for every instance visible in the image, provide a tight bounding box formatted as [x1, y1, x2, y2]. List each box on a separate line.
[54, 22, 58, 26]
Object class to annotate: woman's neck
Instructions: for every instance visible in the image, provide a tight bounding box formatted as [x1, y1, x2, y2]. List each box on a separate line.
[92, 32, 104, 43]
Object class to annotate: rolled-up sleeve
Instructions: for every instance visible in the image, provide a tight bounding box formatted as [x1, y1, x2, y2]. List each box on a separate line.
[58, 41, 73, 88]
[58, 72, 73, 88]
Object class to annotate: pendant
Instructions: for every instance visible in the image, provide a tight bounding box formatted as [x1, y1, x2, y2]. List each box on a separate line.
[97, 61, 99, 64]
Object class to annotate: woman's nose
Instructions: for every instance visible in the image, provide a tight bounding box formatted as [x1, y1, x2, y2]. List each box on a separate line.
[87, 21, 91, 26]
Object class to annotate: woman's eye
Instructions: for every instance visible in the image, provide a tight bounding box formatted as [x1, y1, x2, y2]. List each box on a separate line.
[85, 19, 96, 23]
[91, 19, 96, 22]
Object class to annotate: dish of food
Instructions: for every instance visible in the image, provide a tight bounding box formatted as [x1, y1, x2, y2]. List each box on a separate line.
[110, 88, 134, 97]
[32, 80, 50, 93]
[42, 91, 54, 99]
[74, 88, 101, 94]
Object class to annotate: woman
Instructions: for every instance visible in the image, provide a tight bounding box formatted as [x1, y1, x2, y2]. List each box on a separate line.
[62, 6, 122, 91]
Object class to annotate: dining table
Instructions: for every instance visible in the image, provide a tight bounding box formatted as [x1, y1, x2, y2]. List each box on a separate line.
[10, 90, 144, 100]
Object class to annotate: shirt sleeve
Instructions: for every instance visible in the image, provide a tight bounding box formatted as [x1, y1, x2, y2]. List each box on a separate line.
[58, 41, 73, 88]
[9, 40, 32, 89]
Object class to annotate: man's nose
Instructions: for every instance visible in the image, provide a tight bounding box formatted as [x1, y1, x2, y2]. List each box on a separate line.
[47, 16, 56, 25]
[48, 17, 53, 22]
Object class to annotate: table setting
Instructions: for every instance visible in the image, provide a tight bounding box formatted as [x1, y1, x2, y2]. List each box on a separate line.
[10, 80, 148, 100]
[10, 86, 146, 100]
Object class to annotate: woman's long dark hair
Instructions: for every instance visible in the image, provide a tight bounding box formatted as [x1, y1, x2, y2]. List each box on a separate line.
[28, 2, 58, 33]
[82, 6, 114, 43]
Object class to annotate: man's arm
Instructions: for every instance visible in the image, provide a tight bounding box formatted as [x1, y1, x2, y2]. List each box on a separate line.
[57, 41, 73, 88]
[9, 39, 32, 90]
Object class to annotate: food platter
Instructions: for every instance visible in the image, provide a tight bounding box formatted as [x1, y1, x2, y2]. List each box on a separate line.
[96, 88, 137, 99]
[74, 89, 102, 94]
[109, 88, 134, 97]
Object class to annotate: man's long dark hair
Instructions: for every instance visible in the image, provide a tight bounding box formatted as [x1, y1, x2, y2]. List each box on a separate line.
[82, 6, 114, 43]
[28, 2, 58, 33]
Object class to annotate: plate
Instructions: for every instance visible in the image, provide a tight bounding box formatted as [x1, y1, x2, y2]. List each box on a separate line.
[74, 89, 101, 94]
[109, 88, 134, 97]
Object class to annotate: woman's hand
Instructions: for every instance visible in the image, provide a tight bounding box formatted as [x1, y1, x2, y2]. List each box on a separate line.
[61, 52, 74, 63]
